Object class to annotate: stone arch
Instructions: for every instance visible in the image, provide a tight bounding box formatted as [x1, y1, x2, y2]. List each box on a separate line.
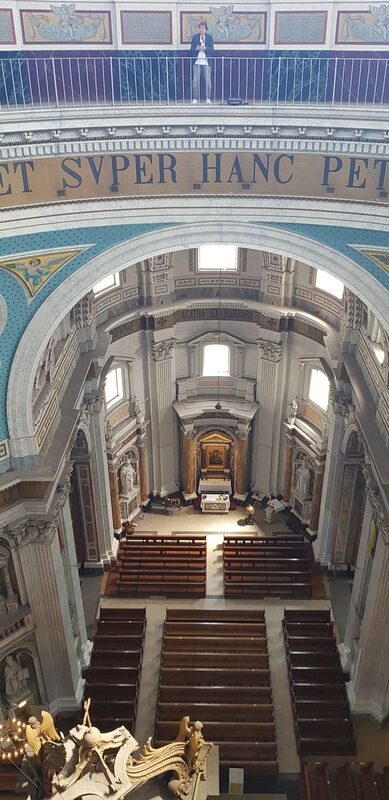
[7, 221, 389, 459]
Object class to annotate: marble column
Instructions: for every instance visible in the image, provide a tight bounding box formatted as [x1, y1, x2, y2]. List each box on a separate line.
[234, 434, 249, 501]
[308, 466, 324, 535]
[86, 391, 115, 566]
[137, 432, 149, 506]
[283, 435, 294, 503]
[149, 338, 177, 496]
[348, 517, 389, 722]
[315, 395, 347, 564]
[181, 427, 197, 500]
[13, 518, 84, 714]
[108, 467, 122, 532]
[251, 339, 283, 495]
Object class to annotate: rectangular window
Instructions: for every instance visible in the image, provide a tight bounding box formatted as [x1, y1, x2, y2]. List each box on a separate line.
[93, 273, 120, 295]
[105, 366, 124, 408]
[203, 344, 230, 376]
[308, 368, 330, 411]
[198, 245, 237, 271]
[315, 268, 344, 299]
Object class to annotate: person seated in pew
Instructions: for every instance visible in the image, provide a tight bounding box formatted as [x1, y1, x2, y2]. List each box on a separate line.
[114, 519, 138, 541]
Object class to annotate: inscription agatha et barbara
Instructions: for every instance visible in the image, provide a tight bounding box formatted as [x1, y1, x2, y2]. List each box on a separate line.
[1, 152, 389, 207]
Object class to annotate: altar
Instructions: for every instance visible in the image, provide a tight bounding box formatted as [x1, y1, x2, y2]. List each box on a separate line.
[198, 478, 232, 494]
[201, 493, 230, 514]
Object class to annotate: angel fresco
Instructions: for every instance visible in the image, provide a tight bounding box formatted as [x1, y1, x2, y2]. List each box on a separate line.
[0, 249, 81, 296]
[209, 5, 260, 41]
[342, 4, 389, 42]
[22, 4, 110, 44]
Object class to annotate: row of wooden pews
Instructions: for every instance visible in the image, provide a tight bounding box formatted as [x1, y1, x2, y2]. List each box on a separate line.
[116, 534, 206, 597]
[85, 607, 146, 732]
[155, 608, 278, 777]
[302, 762, 389, 800]
[283, 609, 356, 759]
[223, 534, 313, 598]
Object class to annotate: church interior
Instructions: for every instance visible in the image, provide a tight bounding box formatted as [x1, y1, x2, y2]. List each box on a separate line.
[0, 1, 389, 797]
[0, 241, 388, 800]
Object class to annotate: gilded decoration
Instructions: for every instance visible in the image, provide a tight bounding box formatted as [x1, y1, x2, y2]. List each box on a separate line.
[8, 697, 212, 800]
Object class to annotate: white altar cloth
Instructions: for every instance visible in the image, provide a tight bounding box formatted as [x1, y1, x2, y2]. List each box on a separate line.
[201, 493, 230, 513]
[198, 478, 232, 494]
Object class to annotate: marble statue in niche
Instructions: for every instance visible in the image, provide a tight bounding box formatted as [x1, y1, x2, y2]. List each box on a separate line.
[295, 456, 312, 499]
[3, 653, 29, 703]
[120, 457, 136, 496]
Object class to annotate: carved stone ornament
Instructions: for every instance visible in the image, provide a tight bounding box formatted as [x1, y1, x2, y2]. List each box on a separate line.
[330, 389, 352, 417]
[11, 519, 57, 547]
[84, 389, 105, 415]
[152, 340, 175, 362]
[55, 463, 74, 511]
[342, 288, 363, 331]
[258, 339, 282, 362]
[362, 465, 389, 542]
[182, 425, 196, 440]
[75, 291, 95, 330]
[105, 420, 114, 445]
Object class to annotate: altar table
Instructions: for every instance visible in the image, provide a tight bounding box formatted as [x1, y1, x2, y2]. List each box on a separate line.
[201, 493, 230, 514]
[198, 478, 232, 494]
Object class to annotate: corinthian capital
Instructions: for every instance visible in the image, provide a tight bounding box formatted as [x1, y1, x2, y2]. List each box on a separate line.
[258, 339, 282, 362]
[11, 518, 57, 547]
[152, 340, 175, 362]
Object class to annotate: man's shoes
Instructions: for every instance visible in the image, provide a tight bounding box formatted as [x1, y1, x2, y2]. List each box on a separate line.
[206, 98, 212, 103]
[192, 99, 198, 104]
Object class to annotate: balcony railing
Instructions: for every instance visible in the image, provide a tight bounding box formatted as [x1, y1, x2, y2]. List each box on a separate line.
[1, 55, 388, 110]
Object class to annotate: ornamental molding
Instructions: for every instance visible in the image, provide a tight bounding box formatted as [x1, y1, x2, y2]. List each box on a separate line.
[362, 465, 389, 542]
[257, 339, 282, 362]
[152, 340, 175, 362]
[3, 131, 389, 162]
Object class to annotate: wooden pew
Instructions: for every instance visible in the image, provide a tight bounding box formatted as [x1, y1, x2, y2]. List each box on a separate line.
[117, 580, 205, 597]
[162, 635, 267, 653]
[287, 637, 338, 652]
[165, 609, 265, 622]
[285, 623, 334, 637]
[85, 682, 138, 701]
[298, 719, 354, 739]
[96, 620, 145, 637]
[91, 700, 135, 717]
[87, 666, 139, 683]
[226, 583, 311, 598]
[299, 737, 356, 757]
[158, 685, 272, 704]
[156, 702, 274, 722]
[156, 720, 276, 742]
[293, 683, 348, 701]
[289, 652, 339, 667]
[99, 607, 146, 621]
[164, 621, 267, 637]
[290, 667, 345, 684]
[159, 667, 270, 686]
[92, 635, 144, 651]
[295, 700, 351, 720]
[91, 650, 141, 667]
[284, 609, 331, 623]
[161, 651, 269, 668]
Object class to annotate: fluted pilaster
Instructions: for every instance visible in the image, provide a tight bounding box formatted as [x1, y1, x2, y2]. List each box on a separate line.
[14, 520, 83, 713]
[181, 428, 197, 499]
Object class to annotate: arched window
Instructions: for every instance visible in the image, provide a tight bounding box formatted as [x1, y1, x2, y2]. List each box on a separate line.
[93, 273, 120, 295]
[315, 268, 344, 299]
[105, 366, 124, 408]
[198, 245, 237, 271]
[308, 368, 330, 411]
[202, 344, 230, 376]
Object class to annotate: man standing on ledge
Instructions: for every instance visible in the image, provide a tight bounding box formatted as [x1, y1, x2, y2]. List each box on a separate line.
[191, 19, 214, 104]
